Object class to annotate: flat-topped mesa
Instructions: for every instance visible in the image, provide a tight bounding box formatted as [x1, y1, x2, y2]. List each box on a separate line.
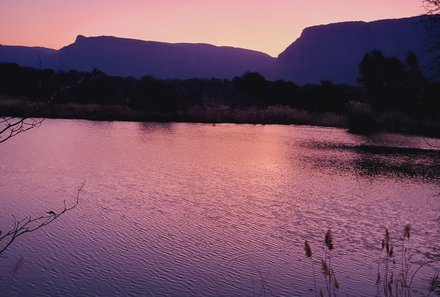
[56, 35, 275, 79]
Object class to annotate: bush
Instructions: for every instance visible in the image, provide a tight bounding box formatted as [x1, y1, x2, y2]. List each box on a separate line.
[347, 101, 378, 134]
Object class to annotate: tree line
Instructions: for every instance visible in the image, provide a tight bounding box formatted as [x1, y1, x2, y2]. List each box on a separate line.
[0, 50, 439, 134]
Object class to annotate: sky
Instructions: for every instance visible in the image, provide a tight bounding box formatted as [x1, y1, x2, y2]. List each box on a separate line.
[0, 0, 425, 57]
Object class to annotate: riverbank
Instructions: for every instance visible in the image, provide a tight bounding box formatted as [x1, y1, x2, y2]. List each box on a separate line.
[2, 96, 440, 138]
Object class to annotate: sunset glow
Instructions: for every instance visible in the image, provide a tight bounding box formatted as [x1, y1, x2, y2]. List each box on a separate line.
[0, 0, 424, 56]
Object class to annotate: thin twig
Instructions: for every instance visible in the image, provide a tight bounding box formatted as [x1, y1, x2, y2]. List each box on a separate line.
[0, 181, 86, 255]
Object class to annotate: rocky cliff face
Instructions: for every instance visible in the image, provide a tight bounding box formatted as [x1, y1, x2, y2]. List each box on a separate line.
[276, 16, 435, 84]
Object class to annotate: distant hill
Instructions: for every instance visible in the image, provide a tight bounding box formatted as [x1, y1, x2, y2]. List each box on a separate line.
[0, 16, 437, 83]
[56, 35, 276, 79]
[276, 16, 436, 84]
[0, 36, 275, 80]
[0, 45, 56, 69]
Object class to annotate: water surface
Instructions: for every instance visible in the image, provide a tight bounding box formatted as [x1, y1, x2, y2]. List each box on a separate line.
[0, 120, 439, 296]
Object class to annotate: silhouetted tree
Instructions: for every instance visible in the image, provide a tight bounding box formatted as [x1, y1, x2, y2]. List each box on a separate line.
[358, 50, 429, 112]
[299, 81, 352, 113]
[420, 82, 440, 117]
[359, 50, 406, 109]
[0, 64, 53, 143]
[269, 80, 300, 106]
[233, 72, 269, 106]
[402, 52, 429, 111]
[136, 77, 180, 112]
[0, 66, 104, 142]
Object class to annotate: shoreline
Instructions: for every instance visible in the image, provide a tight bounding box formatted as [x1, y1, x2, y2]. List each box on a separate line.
[1, 96, 440, 138]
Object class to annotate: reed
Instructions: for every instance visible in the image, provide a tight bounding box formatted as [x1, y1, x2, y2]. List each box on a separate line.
[304, 229, 339, 297]
[304, 225, 439, 297]
[304, 240, 318, 297]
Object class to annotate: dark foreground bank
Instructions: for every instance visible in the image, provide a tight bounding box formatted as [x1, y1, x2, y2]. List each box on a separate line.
[2, 95, 440, 137]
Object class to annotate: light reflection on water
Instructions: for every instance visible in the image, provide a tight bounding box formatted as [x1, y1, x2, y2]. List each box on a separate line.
[0, 120, 439, 297]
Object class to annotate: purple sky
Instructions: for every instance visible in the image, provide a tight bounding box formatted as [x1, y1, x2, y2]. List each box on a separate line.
[0, 0, 424, 56]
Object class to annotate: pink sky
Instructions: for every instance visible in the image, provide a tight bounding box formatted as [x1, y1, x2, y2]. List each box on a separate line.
[0, 0, 424, 57]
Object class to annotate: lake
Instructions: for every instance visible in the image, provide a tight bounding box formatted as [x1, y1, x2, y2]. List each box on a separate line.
[0, 120, 439, 296]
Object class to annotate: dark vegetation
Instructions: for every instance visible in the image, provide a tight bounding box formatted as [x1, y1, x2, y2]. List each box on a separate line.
[0, 50, 439, 136]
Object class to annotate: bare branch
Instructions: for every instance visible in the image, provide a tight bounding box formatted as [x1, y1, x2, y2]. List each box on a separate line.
[0, 117, 44, 144]
[423, 0, 440, 15]
[0, 91, 55, 143]
[0, 181, 86, 255]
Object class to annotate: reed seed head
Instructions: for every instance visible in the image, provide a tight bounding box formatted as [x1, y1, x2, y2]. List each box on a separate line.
[304, 240, 313, 258]
[384, 232, 390, 253]
[403, 224, 411, 239]
[325, 229, 334, 251]
[321, 260, 330, 276]
[388, 245, 394, 258]
[384, 228, 390, 242]
[334, 279, 340, 289]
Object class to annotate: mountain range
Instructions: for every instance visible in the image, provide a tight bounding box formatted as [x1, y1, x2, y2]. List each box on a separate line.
[277, 16, 436, 84]
[0, 15, 436, 84]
